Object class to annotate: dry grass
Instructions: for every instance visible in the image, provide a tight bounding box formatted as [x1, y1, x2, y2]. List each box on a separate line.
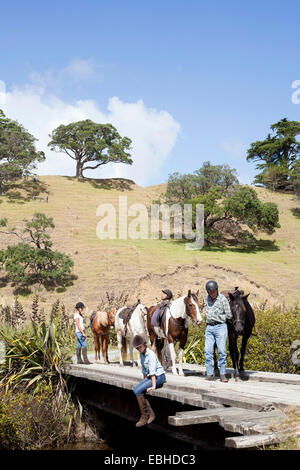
[0, 176, 300, 317]
[268, 406, 300, 450]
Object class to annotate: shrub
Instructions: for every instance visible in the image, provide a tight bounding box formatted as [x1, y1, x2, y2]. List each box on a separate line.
[184, 309, 300, 374]
[0, 383, 76, 449]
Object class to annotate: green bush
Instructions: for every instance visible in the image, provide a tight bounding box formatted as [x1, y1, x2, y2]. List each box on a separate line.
[184, 309, 300, 374]
[0, 383, 75, 449]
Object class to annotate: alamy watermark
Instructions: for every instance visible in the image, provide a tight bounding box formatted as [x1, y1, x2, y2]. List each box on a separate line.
[291, 80, 300, 104]
[96, 196, 204, 250]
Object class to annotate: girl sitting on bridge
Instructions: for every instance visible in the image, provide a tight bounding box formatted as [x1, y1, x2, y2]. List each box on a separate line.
[132, 334, 166, 427]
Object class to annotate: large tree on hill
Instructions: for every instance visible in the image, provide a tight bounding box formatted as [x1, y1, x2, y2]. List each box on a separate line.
[246, 118, 300, 191]
[189, 186, 280, 245]
[0, 213, 74, 287]
[48, 120, 133, 179]
[162, 162, 239, 204]
[0, 109, 45, 194]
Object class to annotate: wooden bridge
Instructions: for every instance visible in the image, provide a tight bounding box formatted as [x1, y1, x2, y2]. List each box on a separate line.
[62, 358, 300, 450]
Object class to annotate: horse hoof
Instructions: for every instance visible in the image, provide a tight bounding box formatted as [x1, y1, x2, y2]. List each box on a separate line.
[235, 376, 241, 382]
[179, 371, 184, 376]
[172, 369, 178, 376]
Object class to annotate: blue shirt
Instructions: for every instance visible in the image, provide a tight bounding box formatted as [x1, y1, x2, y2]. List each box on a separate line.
[206, 293, 232, 323]
[140, 348, 165, 377]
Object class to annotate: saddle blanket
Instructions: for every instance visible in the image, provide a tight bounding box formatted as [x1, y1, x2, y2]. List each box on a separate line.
[151, 306, 167, 327]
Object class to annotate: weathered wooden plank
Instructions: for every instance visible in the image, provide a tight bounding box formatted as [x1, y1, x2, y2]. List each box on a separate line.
[181, 364, 300, 386]
[225, 433, 280, 448]
[201, 391, 272, 410]
[168, 407, 250, 426]
[219, 410, 282, 426]
[222, 412, 283, 434]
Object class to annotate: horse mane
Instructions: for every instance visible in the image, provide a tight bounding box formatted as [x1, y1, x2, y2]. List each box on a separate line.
[95, 310, 109, 328]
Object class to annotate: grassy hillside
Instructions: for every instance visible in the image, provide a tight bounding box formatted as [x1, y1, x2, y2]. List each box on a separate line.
[0, 175, 300, 316]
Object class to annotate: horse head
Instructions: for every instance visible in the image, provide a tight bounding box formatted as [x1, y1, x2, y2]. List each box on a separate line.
[107, 309, 115, 326]
[184, 289, 202, 326]
[228, 291, 249, 336]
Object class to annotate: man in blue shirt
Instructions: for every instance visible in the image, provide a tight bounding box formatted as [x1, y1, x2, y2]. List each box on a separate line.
[205, 280, 232, 383]
[132, 335, 166, 427]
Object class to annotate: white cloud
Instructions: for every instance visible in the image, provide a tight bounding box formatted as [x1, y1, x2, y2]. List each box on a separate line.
[62, 59, 95, 80]
[0, 77, 180, 185]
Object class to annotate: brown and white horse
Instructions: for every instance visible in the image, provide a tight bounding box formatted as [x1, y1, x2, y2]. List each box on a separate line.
[147, 290, 203, 376]
[91, 310, 115, 364]
[115, 303, 149, 367]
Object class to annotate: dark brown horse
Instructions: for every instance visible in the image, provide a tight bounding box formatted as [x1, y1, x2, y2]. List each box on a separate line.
[214, 288, 256, 380]
[147, 290, 203, 376]
[91, 310, 115, 364]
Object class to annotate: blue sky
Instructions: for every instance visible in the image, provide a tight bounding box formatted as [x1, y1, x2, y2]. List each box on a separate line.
[1, 0, 300, 185]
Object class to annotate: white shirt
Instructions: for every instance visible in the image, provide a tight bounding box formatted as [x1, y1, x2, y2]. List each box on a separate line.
[74, 312, 84, 333]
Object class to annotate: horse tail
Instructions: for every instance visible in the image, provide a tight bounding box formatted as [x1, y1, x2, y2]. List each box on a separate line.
[154, 336, 164, 364]
[121, 336, 127, 361]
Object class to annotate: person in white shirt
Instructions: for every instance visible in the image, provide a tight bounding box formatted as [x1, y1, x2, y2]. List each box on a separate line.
[74, 302, 91, 365]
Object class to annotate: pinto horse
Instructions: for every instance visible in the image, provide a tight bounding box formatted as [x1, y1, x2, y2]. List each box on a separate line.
[91, 310, 115, 364]
[115, 302, 148, 367]
[147, 290, 203, 376]
[214, 288, 256, 380]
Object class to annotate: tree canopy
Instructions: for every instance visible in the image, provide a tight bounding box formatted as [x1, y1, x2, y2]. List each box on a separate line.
[0, 109, 45, 193]
[247, 118, 300, 192]
[48, 120, 133, 178]
[162, 161, 239, 204]
[0, 213, 74, 288]
[189, 186, 280, 245]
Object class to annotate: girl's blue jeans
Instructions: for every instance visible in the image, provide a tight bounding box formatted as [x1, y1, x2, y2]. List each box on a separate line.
[133, 374, 166, 396]
[76, 332, 87, 349]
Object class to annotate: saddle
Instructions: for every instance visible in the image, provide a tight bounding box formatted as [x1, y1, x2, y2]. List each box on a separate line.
[151, 302, 169, 328]
[119, 300, 141, 335]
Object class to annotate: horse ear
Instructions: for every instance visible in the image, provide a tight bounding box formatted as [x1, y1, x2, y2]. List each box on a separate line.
[188, 289, 192, 297]
[234, 286, 239, 291]
[229, 293, 235, 301]
[243, 294, 250, 300]
[196, 289, 199, 297]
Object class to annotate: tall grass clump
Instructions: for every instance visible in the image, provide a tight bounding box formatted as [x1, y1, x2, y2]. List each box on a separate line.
[0, 297, 82, 449]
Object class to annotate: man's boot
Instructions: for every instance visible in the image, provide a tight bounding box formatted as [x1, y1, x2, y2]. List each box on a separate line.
[82, 347, 92, 364]
[76, 348, 84, 364]
[135, 395, 149, 427]
[144, 398, 156, 424]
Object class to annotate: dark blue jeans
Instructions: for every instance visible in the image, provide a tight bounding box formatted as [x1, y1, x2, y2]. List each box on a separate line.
[133, 374, 166, 396]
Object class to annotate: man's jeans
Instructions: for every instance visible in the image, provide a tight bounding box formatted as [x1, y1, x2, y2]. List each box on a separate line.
[133, 374, 166, 396]
[205, 323, 228, 376]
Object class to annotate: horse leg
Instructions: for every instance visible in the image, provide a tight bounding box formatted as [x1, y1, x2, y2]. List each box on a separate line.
[94, 333, 100, 362]
[229, 334, 240, 380]
[129, 337, 137, 367]
[213, 344, 220, 376]
[117, 333, 124, 366]
[239, 333, 250, 373]
[102, 334, 109, 365]
[168, 341, 178, 375]
[178, 329, 188, 376]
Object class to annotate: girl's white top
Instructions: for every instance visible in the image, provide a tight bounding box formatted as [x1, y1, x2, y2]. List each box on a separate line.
[74, 312, 84, 333]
